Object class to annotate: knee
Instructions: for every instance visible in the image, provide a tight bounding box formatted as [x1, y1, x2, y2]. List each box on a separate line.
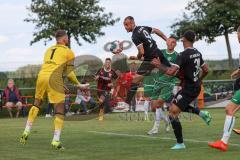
[5, 102, 12, 109]
[17, 102, 23, 109]
[34, 99, 42, 107]
[225, 107, 235, 116]
[169, 107, 180, 117]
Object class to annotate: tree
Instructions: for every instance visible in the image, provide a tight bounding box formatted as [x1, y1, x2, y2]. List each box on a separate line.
[171, 0, 240, 68]
[25, 0, 120, 47]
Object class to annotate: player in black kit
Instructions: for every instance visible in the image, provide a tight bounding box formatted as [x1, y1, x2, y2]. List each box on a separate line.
[123, 16, 171, 105]
[151, 30, 209, 150]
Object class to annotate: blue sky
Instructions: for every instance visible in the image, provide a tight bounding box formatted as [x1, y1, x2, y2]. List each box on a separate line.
[0, 0, 239, 71]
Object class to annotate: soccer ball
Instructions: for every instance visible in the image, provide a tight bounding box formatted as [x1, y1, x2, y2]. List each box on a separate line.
[110, 40, 121, 54]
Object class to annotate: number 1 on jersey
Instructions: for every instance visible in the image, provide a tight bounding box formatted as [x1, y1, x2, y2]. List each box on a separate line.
[50, 48, 57, 60]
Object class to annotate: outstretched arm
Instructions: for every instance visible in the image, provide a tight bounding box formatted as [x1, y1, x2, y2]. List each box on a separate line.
[152, 28, 167, 41]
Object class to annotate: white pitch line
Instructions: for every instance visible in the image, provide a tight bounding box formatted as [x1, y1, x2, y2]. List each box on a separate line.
[88, 131, 240, 147]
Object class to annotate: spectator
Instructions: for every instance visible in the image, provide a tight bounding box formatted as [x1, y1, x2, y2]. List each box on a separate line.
[75, 80, 98, 114]
[3, 79, 22, 118]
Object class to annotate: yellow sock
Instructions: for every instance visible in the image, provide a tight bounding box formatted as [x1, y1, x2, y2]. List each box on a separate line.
[53, 114, 64, 141]
[54, 114, 64, 130]
[27, 106, 40, 122]
[24, 106, 40, 132]
[99, 108, 104, 121]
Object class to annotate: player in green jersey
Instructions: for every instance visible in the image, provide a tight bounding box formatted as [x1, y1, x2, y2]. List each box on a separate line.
[145, 35, 178, 135]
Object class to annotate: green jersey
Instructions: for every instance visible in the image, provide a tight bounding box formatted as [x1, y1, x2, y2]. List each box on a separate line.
[143, 49, 178, 100]
[158, 49, 178, 83]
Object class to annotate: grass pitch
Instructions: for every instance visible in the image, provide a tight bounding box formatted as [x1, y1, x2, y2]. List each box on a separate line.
[0, 108, 240, 160]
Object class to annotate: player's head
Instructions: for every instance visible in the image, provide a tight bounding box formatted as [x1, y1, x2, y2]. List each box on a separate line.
[182, 30, 196, 43]
[237, 26, 240, 44]
[104, 58, 112, 69]
[7, 79, 14, 89]
[182, 30, 196, 48]
[123, 16, 136, 32]
[55, 30, 69, 46]
[166, 35, 177, 51]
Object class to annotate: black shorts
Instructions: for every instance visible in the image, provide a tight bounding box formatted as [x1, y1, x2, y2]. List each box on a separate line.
[137, 48, 171, 75]
[172, 85, 201, 111]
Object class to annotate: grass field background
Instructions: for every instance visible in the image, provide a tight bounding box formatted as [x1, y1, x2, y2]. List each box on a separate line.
[0, 108, 240, 160]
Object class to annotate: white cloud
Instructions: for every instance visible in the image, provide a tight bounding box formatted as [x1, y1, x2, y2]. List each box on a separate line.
[0, 0, 239, 71]
[0, 35, 9, 44]
[101, 0, 188, 22]
[0, 47, 43, 69]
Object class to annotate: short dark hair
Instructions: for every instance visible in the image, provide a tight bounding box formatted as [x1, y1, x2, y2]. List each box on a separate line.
[105, 58, 111, 61]
[55, 30, 67, 40]
[124, 16, 134, 21]
[183, 30, 196, 43]
[169, 34, 177, 40]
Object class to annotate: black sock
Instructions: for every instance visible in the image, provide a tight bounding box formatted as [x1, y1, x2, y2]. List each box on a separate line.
[182, 105, 200, 115]
[169, 116, 183, 144]
[125, 83, 139, 105]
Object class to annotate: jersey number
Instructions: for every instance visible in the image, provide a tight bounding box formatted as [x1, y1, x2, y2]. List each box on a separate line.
[50, 48, 57, 60]
[143, 30, 153, 45]
[193, 58, 200, 82]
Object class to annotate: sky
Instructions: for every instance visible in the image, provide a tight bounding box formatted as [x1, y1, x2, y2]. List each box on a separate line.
[0, 0, 239, 71]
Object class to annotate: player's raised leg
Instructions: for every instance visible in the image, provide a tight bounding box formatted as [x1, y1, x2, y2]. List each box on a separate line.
[183, 105, 212, 125]
[20, 74, 48, 144]
[20, 99, 41, 144]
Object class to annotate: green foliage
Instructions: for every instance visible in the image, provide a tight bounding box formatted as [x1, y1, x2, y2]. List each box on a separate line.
[171, 0, 240, 68]
[171, 0, 240, 42]
[25, 0, 120, 46]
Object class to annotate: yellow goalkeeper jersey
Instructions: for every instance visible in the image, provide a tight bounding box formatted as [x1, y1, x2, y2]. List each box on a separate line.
[38, 44, 79, 85]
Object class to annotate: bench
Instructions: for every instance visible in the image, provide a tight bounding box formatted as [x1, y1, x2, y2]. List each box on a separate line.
[1, 96, 34, 117]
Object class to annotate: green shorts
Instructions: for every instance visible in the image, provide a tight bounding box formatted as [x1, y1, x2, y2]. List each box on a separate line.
[231, 90, 240, 105]
[144, 73, 174, 101]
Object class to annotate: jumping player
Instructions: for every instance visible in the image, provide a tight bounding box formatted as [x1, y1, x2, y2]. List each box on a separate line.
[123, 16, 171, 106]
[20, 30, 81, 149]
[151, 30, 210, 149]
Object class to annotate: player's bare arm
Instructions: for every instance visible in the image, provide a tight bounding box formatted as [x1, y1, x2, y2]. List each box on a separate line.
[137, 44, 145, 60]
[231, 69, 240, 79]
[200, 64, 208, 80]
[152, 28, 167, 41]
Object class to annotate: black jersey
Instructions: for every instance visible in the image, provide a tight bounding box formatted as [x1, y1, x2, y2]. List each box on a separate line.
[175, 48, 205, 87]
[132, 26, 158, 61]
